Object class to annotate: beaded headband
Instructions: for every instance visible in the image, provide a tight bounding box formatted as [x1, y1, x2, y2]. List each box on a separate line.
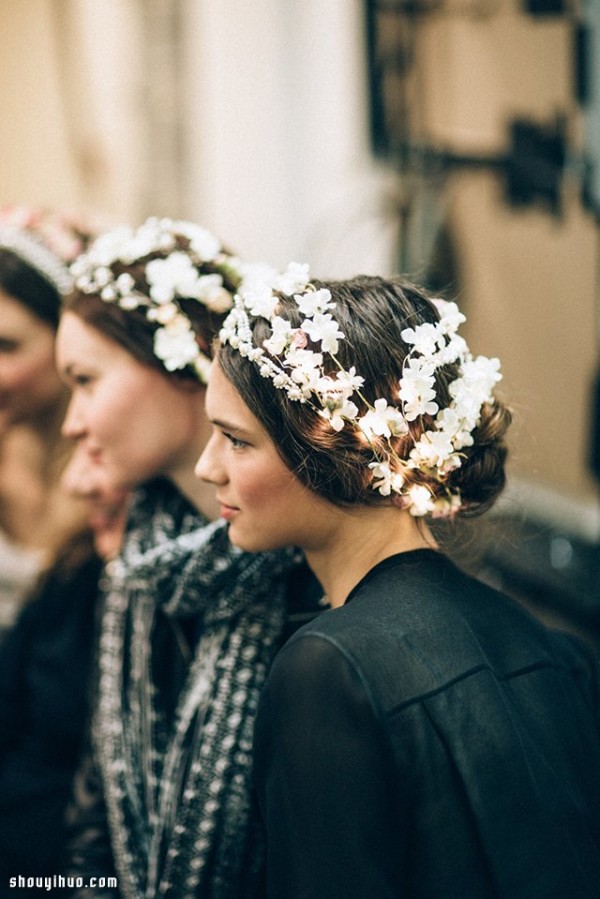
[70, 217, 308, 383]
[220, 275, 502, 517]
[0, 205, 87, 295]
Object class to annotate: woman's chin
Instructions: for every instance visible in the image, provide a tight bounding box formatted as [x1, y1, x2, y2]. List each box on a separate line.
[226, 524, 255, 552]
[226, 523, 276, 554]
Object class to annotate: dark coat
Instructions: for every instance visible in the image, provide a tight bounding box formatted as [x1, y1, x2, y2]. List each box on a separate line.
[254, 549, 600, 899]
[0, 535, 101, 888]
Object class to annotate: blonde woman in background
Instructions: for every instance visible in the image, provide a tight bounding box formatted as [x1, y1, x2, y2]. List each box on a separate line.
[0, 207, 128, 890]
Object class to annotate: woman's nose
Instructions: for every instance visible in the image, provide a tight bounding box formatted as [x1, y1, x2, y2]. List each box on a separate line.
[61, 396, 86, 440]
[195, 433, 224, 484]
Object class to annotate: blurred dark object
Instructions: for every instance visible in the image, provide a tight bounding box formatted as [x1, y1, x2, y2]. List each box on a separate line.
[575, 21, 589, 105]
[590, 367, 600, 483]
[0, 530, 102, 886]
[579, 4, 600, 219]
[522, 0, 566, 15]
[481, 519, 599, 623]
[505, 117, 566, 215]
[365, 1, 567, 217]
[442, 514, 600, 656]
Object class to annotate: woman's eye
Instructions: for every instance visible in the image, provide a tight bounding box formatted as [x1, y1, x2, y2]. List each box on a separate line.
[0, 338, 19, 353]
[73, 373, 92, 387]
[223, 431, 247, 450]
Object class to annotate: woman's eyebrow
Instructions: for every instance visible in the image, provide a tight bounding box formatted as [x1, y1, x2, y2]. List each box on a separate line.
[211, 417, 251, 435]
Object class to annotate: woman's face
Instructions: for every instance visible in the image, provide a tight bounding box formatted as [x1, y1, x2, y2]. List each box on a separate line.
[61, 445, 129, 559]
[56, 311, 208, 492]
[196, 360, 334, 552]
[0, 290, 63, 431]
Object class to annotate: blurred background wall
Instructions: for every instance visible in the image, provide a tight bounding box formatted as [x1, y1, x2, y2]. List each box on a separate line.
[0, 0, 598, 610]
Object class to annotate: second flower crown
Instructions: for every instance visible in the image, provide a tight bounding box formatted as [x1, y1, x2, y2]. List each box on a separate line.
[69, 217, 308, 383]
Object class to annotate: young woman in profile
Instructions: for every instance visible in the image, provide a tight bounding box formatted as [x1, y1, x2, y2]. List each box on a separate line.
[0, 206, 92, 621]
[56, 219, 320, 899]
[0, 207, 105, 891]
[197, 274, 600, 898]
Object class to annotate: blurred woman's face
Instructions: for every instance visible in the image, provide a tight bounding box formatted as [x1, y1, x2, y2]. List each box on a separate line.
[61, 445, 130, 560]
[0, 290, 63, 431]
[56, 311, 208, 492]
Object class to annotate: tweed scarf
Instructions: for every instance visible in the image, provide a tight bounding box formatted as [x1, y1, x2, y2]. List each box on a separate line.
[92, 479, 291, 899]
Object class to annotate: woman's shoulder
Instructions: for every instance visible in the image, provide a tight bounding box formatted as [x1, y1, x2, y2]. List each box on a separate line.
[277, 550, 599, 717]
[280, 559, 325, 641]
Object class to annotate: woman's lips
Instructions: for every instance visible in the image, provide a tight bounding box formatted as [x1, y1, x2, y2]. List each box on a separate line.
[218, 500, 239, 521]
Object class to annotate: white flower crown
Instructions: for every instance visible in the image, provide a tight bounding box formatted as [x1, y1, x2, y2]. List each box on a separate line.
[70, 217, 307, 382]
[220, 273, 503, 517]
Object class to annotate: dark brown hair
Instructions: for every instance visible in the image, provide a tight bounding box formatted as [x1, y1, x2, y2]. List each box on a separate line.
[0, 249, 62, 329]
[219, 275, 511, 516]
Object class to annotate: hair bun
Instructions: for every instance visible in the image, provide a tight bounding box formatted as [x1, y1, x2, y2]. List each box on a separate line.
[449, 400, 512, 516]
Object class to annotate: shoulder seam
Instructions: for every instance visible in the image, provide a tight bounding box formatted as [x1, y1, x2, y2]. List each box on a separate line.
[386, 660, 568, 718]
[281, 630, 385, 720]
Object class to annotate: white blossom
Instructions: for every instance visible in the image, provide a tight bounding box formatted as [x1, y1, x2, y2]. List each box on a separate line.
[434, 299, 466, 333]
[398, 363, 438, 421]
[188, 274, 230, 312]
[275, 262, 310, 295]
[145, 253, 200, 303]
[407, 484, 435, 517]
[173, 221, 221, 260]
[410, 430, 455, 469]
[242, 287, 280, 319]
[401, 321, 444, 357]
[301, 312, 344, 354]
[153, 317, 199, 371]
[321, 399, 359, 432]
[295, 288, 335, 317]
[359, 399, 407, 440]
[368, 461, 405, 496]
[115, 272, 136, 295]
[263, 317, 294, 356]
[334, 366, 365, 394]
[148, 302, 178, 325]
[289, 351, 323, 392]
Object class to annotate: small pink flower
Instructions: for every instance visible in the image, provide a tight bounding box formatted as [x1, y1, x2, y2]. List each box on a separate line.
[292, 330, 308, 349]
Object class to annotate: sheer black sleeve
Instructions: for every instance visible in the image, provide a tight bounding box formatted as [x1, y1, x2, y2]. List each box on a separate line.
[253, 634, 402, 899]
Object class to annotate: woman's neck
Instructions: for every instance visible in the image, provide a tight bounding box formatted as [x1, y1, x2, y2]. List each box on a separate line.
[305, 505, 437, 609]
[27, 393, 70, 478]
[171, 465, 220, 521]
[166, 392, 220, 521]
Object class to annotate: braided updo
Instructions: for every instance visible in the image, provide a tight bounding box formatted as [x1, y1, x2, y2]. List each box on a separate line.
[218, 275, 511, 517]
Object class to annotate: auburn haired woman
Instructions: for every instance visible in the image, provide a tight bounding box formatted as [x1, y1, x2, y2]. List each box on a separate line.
[197, 273, 600, 898]
[57, 219, 320, 899]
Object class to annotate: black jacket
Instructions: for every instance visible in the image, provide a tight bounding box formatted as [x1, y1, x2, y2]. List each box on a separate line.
[254, 549, 600, 898]
[0, 534, 101, 889]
